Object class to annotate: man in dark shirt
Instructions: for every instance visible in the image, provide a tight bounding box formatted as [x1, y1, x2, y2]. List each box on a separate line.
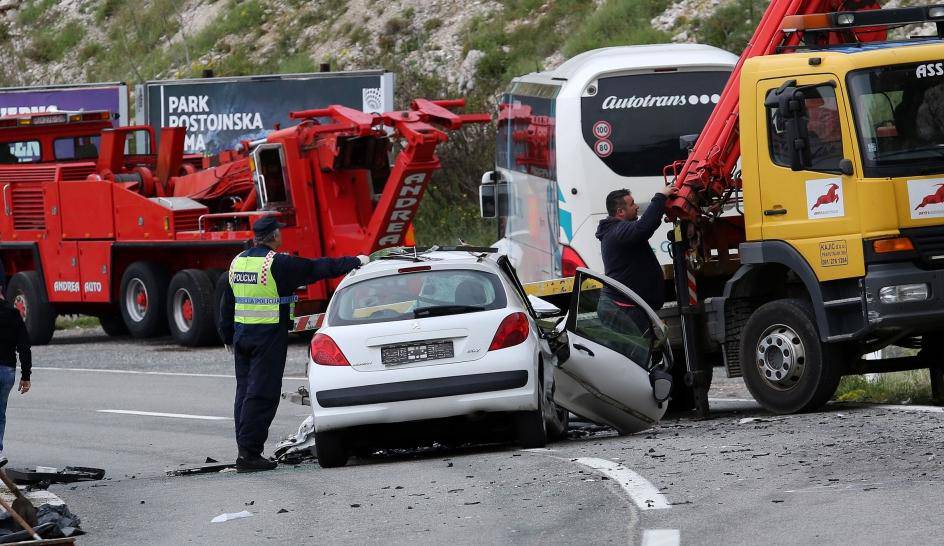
[219, 216, 366, 472]
[0, 280, 32, 466]
[595, 185, 677, 351]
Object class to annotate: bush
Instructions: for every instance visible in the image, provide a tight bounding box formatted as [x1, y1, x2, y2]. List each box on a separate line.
[693, 0, 770, 54]
[562, 0, 673, 58]
[28, 21, 85, 63]
[17, 0, 55, 26]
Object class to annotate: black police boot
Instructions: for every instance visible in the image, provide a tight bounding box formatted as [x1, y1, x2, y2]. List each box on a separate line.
[236, 451, 277, 473]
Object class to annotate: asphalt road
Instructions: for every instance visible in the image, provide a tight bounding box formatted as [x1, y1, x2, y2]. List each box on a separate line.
[7, 327, 944, 545]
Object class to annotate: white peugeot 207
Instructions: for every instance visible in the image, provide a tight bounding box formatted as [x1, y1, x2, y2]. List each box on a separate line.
[307, 248, 673, 467]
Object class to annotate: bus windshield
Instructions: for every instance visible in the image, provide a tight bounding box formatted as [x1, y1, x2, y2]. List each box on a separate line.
[848, 62, 944, 178]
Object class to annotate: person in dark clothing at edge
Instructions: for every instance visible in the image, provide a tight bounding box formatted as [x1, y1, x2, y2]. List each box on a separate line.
[595, 185, 677, 360]
[219, 215, 367, 472]
[0, 272, 32, 468]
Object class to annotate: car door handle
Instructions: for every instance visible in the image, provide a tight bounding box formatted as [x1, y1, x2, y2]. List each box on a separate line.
[573, 343, 594, 357]
[763, 208, 787, 216]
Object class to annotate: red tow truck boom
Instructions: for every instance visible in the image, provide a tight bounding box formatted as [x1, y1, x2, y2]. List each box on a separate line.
[0, 100, 488, 346]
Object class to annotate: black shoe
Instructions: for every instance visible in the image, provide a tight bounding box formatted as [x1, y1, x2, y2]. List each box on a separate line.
[236, 454, 277, 473]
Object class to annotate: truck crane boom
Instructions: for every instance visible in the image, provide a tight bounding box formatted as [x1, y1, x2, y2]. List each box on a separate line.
[665, 0, 884, 224]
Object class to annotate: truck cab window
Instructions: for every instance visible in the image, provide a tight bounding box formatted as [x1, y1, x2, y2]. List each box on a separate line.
[0, 140, 41, 163]
[253, 145, 290, 206]
[768, 84, 844, 172]
[55, 136, 101, 160]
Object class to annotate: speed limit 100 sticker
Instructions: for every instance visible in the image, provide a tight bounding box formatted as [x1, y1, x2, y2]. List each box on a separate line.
[594, 139, 613, 158]
[592, 120, 612, 139]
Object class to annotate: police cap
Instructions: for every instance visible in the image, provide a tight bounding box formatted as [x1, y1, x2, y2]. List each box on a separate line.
[252, 215, 286, 238]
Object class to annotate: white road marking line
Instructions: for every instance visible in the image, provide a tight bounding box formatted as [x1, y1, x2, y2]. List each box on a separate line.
[708, 398, 756, 404]
[641, 529, 680, 546]
[33, 366, 307, 381]
[574, 457, 670, 510]
[871, 404, 944, 413]
[98, 409, 232, 421]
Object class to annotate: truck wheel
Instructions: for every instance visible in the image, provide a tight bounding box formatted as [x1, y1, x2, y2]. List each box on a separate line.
[212, 270, 231, 342]
[739, 298, 841, 414]
[315, 431, 349, 468]
[167, 269, 217, 347]
[119, 262, 169, 338]
[6, 271, 56, 345]
[99, 314, 128, 337]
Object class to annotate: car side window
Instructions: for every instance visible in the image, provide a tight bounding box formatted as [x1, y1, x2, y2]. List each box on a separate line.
[573, 278, 653, 368]
[767, 84, 844, 172]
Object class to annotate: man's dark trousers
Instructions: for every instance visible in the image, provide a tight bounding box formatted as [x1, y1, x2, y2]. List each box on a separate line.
[233, 323, 287, 456]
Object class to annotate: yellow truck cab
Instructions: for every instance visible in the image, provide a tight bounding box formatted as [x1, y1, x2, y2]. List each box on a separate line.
[728, 37, 944, 411]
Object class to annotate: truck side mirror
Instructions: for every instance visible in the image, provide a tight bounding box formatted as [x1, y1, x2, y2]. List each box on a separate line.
[780, 89, 812, 172]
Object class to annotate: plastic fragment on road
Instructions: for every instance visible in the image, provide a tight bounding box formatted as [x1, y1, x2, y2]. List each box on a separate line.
[274, 416, 317, 463]
[211, 510, 253, 523]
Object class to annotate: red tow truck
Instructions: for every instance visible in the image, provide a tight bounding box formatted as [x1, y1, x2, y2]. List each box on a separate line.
[0, 101, 488, 346]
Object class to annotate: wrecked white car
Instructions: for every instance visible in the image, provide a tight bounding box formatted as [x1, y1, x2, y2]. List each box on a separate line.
[305, 248, 672, 467]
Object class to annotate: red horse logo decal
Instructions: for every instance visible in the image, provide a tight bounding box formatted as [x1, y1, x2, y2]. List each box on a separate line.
[915, 184, 944, 210]
[811, 183, 840, 210]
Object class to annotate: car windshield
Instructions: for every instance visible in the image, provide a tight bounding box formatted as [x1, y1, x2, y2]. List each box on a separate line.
[328, 269, 507, 326]
[848, 62, 944, 177]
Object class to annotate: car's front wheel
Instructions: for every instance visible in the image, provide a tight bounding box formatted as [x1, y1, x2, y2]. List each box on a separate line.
[315, 431, 349, 468]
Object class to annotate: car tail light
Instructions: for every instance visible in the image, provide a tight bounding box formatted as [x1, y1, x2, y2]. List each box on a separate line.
[561, 245, 586, 278]
[488, 312, 529, 351]
[310, 333, 350, 366]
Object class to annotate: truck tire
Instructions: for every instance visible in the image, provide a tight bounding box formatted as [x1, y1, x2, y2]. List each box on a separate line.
[315, 431, 349, 468]
[99, 314, 128, 337]
[6, 271, 55, 345]
[119, 262, 170, 338]
[167, 269, 217, 347]
[739, 298, 842, 414]
[213, 270, 231, 343]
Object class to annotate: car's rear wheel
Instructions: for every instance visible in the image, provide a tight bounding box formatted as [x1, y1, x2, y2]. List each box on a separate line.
[515, 378, 548, 448]
[315, 431, 349, 468]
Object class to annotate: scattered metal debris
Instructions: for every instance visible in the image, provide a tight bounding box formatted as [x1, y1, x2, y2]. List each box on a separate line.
[274, 416, 317, 464]
[166, 463, 234, 477]
[282, 386, 310, 406]
[7, 467, 105, 487]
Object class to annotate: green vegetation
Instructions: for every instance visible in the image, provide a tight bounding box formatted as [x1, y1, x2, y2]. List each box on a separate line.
[693, 0, 770, 54]
[834, 370, 935, 405]
[562, 0, 673, 58]
[17, 0, 55, 26]
[28, 21, 86, 63]
[56, 315, 101, 330]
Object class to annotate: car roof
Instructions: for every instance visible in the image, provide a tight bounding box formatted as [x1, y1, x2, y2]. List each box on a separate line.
[337, 250, 507, 287]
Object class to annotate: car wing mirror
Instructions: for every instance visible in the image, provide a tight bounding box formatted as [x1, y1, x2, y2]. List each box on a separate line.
[649, 367, 673, 407]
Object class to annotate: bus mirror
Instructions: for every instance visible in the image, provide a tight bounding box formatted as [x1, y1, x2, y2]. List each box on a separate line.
[479, 171, 509, 219]
[480, 183, 497, 218]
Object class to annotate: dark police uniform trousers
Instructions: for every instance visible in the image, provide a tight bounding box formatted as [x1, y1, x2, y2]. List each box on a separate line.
[219, 245, 360, 456]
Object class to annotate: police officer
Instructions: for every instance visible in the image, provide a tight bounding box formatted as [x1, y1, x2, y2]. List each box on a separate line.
[219, 216, 368, 472]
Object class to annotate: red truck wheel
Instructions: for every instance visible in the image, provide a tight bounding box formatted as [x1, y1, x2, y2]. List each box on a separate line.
[119, 262, 169, 339]
[6, 271, 56, 345]
[167, 269, 217, 347]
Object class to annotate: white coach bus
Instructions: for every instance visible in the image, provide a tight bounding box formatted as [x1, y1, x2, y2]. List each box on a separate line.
[480, 44, 738, 283]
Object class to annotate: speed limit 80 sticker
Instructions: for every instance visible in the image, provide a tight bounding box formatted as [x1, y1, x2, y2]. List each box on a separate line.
[594, 139, 613, 158]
